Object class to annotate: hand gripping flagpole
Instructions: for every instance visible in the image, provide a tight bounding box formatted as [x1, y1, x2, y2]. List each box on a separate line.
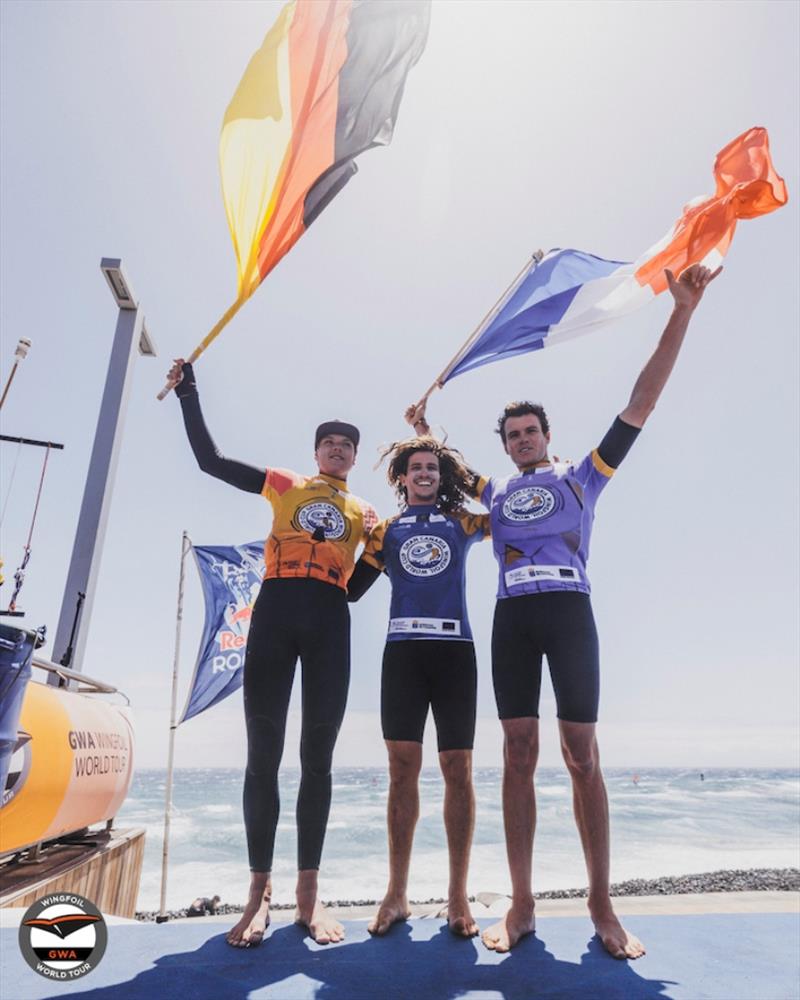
[157, 530, 192, 923]
[413, 251, 544, 413]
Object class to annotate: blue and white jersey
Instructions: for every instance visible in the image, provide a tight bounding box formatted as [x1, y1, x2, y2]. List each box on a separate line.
[362, 505, 489, 641]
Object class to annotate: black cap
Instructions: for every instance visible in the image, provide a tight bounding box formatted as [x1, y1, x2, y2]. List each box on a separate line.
[314, 420, 360, 449]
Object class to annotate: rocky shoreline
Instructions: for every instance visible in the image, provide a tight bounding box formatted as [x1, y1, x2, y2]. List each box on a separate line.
[135, 867, 799, 921]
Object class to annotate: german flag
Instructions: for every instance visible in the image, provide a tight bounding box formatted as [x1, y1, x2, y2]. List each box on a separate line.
[221, 0, 430, 304]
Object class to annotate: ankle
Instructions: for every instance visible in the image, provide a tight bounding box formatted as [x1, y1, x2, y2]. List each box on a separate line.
[384, 885, 409, 902]
[249, 872, 272, 895]
[587, 893, 614, 917]
[296, 869, 319, 891]
[511, 893, 535, 910]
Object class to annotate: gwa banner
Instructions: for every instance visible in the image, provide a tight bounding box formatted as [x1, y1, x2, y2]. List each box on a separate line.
[179, 541, 264, 724]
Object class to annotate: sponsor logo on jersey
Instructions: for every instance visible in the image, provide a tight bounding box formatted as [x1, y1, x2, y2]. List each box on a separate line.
[399, 535, 451, 577]
[294, 501, 348, 540]
[502, 486, 557, 522]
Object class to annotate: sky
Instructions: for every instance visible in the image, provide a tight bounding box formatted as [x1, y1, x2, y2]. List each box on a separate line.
[1, 0, 798, 772]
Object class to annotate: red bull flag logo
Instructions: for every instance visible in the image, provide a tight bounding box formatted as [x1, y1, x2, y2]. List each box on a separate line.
[179, 542, 265, 723]
[427, 127, 787, 388]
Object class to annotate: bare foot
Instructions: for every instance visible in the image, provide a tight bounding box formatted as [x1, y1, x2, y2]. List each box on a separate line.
[295, 899, 345, 944]
[591, 906, 645, 960]
[368, 894, 411, 936]
[226, 875, 271, 948]
[447, 895, 478, 938]
[481, 900, 535, 952]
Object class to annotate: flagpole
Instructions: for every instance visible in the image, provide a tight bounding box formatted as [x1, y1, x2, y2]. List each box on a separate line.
[157, 530, 191, 924]
[414, 250, 544, 410]
[156, 298, 245, 401]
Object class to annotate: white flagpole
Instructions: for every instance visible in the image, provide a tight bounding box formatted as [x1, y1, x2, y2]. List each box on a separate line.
[157, 530, 191, 923]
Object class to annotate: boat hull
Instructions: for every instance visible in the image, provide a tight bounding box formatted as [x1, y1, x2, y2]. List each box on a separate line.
[0, 680, 134, 855]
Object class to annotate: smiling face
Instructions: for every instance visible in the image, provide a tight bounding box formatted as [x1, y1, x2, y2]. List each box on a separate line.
[502, 414, 551, 470]
[315, 433, 357, 479]
[398, 450, 441, 505]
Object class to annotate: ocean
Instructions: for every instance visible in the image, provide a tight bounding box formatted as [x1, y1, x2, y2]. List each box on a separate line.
[116, 768, 800, 912]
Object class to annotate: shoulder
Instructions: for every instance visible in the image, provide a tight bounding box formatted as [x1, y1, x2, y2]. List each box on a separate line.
[349, 492, 379, 533]
[262, 467, 304, 497]
[362, 515, 398, 565]
[571, 451, 615, 486]
[455, 511, 491, 538]
[368, 516, 395, 543]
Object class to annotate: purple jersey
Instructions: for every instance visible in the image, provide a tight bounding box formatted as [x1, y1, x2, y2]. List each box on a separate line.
[478, 446, 617, 599]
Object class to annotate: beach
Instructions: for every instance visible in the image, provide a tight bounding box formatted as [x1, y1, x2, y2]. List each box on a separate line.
[117, 767, 800, 915]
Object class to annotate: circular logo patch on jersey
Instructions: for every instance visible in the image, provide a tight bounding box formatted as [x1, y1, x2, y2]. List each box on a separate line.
[399, 535, 452, 577]
[502, 486, 557, 522]
[18, 893, 107, 982]
[295, 501, 347, 540]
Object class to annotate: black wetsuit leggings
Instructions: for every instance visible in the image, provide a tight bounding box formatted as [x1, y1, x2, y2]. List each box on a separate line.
[243, 577, 350, 873]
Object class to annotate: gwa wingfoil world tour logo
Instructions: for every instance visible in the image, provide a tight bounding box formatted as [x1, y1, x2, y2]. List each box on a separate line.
[18, 893, 107, 981]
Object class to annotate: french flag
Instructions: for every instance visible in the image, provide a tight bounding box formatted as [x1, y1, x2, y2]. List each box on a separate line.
[441, 127, 787, 384]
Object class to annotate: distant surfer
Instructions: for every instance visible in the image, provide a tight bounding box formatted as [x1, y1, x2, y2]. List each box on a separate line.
[347, 429, 488, 937]
[167, 360, 377, 948]
[423, 264, 720, 958]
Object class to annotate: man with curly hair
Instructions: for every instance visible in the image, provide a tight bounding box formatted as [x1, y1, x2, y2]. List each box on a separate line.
[348, 432, 488, 938]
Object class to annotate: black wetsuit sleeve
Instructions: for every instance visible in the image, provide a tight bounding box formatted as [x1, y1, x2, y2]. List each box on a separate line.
[177, 366, 265, 494]
[596, 416, 641, 470]
[347, 559, 382, 602]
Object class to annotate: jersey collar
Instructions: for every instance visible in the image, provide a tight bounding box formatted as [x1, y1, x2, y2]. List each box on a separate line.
[315, 472, 348, 492]
[519, 460, 553, 475]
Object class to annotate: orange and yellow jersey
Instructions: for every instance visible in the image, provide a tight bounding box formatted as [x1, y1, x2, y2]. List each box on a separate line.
[261, 468, 378, 590]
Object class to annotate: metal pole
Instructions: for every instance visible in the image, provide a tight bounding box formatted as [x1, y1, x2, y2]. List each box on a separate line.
[157, 531, 191, 923]
[50, 294, 148, 676]
[0, 338, 32, 411]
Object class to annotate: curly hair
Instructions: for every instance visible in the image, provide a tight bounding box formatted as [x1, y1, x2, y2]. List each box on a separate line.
[495, 401, 550, 443]
[380, 435, 475, 514]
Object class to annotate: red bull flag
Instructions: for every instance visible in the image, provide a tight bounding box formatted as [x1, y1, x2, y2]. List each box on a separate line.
[179, 542, 265, 724]
[189, 0, 430, 368]
[431, 127, 787, 386]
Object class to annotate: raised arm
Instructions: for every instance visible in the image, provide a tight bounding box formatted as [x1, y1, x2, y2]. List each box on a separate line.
[403, 399, 486, 503]
[404, 400, 431, 437]
[167, 360, 266, 494]
[619, 264, 721, 429]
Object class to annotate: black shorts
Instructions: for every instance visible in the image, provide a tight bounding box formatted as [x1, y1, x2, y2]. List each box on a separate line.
[491, 591, 599, 724]
[381, 640, 477, 752]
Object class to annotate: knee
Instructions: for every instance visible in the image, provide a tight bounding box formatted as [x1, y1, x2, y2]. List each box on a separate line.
[246, 716, 283, 777]
[300, 723, 339, 778]
[439, 751, 472, 790]
[388, 747, 422, 787]
[561, 741, 599, 781]
[504, 733, 538, 776]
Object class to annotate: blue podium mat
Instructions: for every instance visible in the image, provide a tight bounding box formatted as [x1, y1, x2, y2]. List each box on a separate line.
[2, 912, 798, 1000]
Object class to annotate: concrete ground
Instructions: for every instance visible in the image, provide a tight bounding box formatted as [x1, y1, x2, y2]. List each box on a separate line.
[2, 892, 798, 1000]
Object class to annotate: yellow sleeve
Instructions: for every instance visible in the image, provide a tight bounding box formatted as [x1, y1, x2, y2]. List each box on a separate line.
[460, 512, 491, 538]
[361, 519, 388, 571]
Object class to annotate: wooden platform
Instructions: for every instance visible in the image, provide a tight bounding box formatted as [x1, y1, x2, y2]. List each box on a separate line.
[0, 827, 145, 918]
